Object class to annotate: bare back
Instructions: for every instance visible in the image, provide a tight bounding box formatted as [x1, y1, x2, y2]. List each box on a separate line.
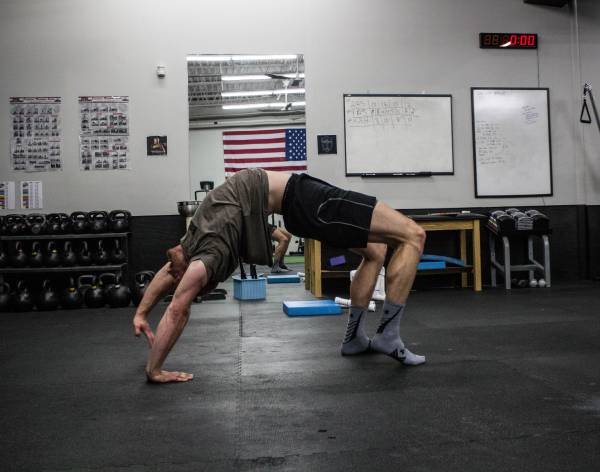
[265, 171, 291, 214]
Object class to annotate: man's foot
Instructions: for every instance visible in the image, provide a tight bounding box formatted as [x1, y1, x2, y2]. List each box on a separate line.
[341, 307, 371, 355]
[146, 369, 194, 383]
[371, 335, 426, 365]
[271, 265, 292, 273]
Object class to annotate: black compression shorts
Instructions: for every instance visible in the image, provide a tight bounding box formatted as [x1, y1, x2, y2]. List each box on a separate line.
[281, 173, 376, 248]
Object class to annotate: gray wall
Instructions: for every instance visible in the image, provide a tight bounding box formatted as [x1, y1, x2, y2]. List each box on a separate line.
[0, 0, 596, 216]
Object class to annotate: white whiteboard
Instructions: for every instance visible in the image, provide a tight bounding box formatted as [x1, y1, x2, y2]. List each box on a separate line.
[344, 94, 454, 175]
[472, 88, 552, 197]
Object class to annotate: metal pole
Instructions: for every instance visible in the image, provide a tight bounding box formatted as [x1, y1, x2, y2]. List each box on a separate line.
[584, 83, 600, 135]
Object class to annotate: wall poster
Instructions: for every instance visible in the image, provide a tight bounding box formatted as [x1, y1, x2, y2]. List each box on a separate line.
[79, 96, 130, 170]
[9, 96, 62, 172]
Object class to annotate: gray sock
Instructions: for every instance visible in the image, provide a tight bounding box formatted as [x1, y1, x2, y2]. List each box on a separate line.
[371, 301, 426, 365]
[341, 306, 371, 355]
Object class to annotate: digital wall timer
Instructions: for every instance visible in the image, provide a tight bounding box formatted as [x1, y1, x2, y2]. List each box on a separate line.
[479, 33, 538, 49]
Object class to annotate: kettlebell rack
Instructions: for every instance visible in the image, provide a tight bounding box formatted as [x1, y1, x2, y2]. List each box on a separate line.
[0, 232, 130, 277]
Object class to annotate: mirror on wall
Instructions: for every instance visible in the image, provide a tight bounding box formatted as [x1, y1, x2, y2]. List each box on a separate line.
[187, 53, 306, 258]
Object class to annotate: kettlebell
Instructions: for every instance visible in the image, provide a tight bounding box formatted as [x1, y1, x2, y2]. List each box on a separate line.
[61, 277, 83, 309]
[0, 216, 7, 235]
[13, 280, 34, 312]
[76, 274, 94, 302]
[83, 275, 106, 308]
[106, 274, 132, 308]
[44, 241, 61, 267]
[70, 211, 89, 234]
[99, 272, 116, 295]
[7, 214, 26, 235]
[109, 239, 126, 264]
[93, 240, 108, 265]
[61, 241, 77, 266]
[108, 210, 131, 232]
[29, 241, 44, 267]
[0, 243, 8, 268]
[26, 213, 47, 235]
[78, 241, 92, 265]
[46, 213, 62, 234]
[0, 282, 11, 312]
[58, 213, 71, 234]
[88, 210, 108, 233]
[11, 241, 28, 268]
[37, 279, 60, 311]
[131, 270, 155, 306]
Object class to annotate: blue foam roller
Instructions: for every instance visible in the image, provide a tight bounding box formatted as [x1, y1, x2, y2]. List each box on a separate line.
[283, 300, 342, 317]
[421, 254, 466, 267]
[267, 274, 301, 284]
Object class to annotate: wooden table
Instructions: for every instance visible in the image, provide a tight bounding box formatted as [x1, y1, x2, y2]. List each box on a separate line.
[304, 215, 483, 297]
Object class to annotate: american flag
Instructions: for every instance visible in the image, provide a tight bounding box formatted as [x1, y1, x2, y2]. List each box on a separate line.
[223, 128, 307, 176]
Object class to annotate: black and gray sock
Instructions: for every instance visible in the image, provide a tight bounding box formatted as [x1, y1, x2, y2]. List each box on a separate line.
[371, 301, 425, 365]
[341, 306, 371, 355]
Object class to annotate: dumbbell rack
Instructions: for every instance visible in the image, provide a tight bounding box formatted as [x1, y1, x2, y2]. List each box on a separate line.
[488, 230, 551, 290]
[0, 232, 130, 281]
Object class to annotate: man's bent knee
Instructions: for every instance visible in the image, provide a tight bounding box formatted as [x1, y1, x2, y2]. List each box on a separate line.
[410, 224, 426, 254]
[167, 301, 191, 322]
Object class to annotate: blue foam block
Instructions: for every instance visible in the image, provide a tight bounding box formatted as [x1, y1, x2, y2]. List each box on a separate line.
[417, 261, 446, 270]
[267, 274, 301, 284]
[421, 254, 466, 267]
[283, 300, 342, 317]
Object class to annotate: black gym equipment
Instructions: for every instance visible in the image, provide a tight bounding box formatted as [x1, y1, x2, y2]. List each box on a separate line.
[77, 241, 92, 265]
[101, 273, 132, 308]
[61, 241, 77, 266]
[13, 280, 34, 312]
[26, 214, 47, 235]
[0, 282, 10, 312]
[29, 241, 44, 267]
[44, 241, 60, 267]
[93, 240, 108, 265]
[6, 214, 27, 235]
[46, 213, 62, 233]
[131, 270, 155, 306]
[61, 277, 83, 309]
[70, 211, 89, 233]
[0, 216, 7, 235]
[109, 239, 126, 264]
[80, 275, 105, 308]
[108, 210, 131, 232]
[88, 210, 109, 233]
[0, 243, 8, 268]
[11, 241, 28, 268]
[37, 280, 60, 311]
[580, 83, 600, 135]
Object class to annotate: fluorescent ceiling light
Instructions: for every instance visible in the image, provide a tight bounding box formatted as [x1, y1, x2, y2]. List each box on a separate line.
[223, 101, 306, 110]
[222, 73, 305, 81]
[187, 54, 298, 62]
[222, 88, 306, 98]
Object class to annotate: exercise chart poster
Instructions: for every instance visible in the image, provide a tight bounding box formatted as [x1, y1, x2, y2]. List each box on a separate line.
[79, 96, 130, 170]
[9, 97, 62, 172]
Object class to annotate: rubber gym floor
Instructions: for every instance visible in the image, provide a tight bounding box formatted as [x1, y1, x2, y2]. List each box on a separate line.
[1, 266, 599, 471]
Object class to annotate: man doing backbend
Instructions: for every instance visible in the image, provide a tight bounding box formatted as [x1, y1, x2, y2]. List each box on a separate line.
[133, 169, 426, 383]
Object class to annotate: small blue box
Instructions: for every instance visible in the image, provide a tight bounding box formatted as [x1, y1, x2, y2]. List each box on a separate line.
[233, 276, 266, 300]
[283, 300, 342, 317]
[267, 274, 301, 284]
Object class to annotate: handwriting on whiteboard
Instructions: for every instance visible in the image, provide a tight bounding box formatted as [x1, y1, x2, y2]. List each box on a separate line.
[345, 98, 419, 127]
[521, 105, 539, 124]
[475, 121, 513, 165]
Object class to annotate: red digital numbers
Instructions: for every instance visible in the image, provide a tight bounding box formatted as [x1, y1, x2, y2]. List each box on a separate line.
[480, 33, 537, 49]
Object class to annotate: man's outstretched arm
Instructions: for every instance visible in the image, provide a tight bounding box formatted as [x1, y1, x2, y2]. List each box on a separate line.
[144, 259, 209, 383]
[133, 262, 178, 348]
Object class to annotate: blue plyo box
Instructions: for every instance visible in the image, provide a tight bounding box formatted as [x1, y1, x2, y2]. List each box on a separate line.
[233, 275, 266, 300]
[283, 300, 342, 317]
[267, 274, 301, 284]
